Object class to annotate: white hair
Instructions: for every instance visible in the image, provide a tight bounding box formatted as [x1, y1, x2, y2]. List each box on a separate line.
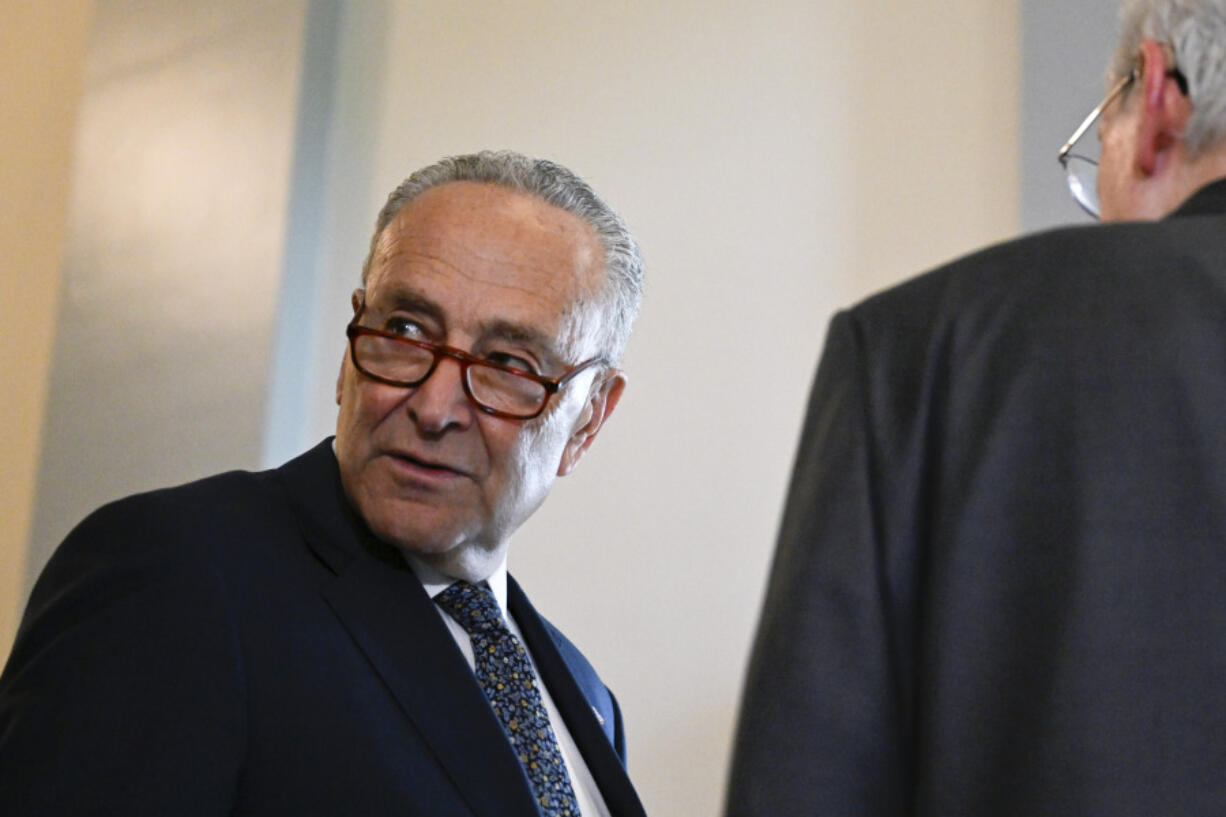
[1112, 0, 1226, 155]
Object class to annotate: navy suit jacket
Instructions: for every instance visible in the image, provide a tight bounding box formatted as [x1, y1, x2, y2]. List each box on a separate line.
[0, 439, 647, 817]
[727, 180, 1226, 816]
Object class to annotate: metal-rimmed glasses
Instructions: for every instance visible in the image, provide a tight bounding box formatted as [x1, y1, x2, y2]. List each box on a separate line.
[1058, 65, 1188, 218]
[1057, 71, 1136, 218]
[345, 304, 605, 420]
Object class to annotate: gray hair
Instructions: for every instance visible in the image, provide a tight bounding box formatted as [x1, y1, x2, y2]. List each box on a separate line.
[1111, 0, 1226, 155]
[362, 150, 643, 365]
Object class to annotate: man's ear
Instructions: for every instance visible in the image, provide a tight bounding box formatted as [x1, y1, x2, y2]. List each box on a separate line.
[557, 369, 627, 477]
[1135, 38, 1192, 176]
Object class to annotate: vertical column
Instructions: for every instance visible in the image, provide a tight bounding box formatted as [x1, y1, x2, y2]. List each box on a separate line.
[262, 0, 391, 467]
[0, 0, 94, 657]
[24, 1, 309, 597]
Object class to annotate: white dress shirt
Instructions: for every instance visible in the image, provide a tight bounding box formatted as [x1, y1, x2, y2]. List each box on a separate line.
[405, 555, 611, 817]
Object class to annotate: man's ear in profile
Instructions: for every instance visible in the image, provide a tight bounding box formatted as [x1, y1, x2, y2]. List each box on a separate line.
[558, 369, 626, 477]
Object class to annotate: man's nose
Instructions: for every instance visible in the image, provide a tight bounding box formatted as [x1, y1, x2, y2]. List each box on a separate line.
[405, 356, 473, 433]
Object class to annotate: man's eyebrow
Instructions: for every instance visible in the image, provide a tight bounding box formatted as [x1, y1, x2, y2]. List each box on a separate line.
[479, 319, 564, 361]
[370, 286, 564, 361]
[370, 285, 444, 321]
[480, 318, 559, 350]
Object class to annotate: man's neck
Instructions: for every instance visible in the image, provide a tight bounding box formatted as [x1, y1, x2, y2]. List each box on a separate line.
[404, 541, 510, 585]
[1103, 144, 1226, 222]
[1154, 149, 1226, 219]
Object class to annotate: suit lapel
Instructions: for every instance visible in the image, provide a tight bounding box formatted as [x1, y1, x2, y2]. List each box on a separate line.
[509, 579, 648, 817]
[275, 441, 541, 817]
[321, 562, 541, 817]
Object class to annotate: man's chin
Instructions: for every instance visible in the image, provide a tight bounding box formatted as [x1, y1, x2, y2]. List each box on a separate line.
[355, 495, 505, 581]
[360, 495, 464, 551]
[369, 519, 465, 558]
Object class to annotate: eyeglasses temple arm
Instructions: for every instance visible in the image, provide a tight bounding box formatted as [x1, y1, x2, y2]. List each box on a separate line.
[1058, 72, 1134, 164]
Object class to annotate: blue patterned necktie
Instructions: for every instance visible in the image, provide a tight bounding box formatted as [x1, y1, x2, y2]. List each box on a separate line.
[435, 581, 582, 817]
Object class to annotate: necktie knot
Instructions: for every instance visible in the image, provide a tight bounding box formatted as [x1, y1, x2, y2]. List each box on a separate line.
[435, 580, 504, 636]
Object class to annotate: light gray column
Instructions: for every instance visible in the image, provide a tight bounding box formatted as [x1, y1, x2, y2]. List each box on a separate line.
[27, 1, 309, 589]
[262, 0, 390, 467]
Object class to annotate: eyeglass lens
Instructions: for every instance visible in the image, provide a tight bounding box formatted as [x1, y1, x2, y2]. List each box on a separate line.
[353, 333, 548, 416]
[1064, 155, 1101, 218]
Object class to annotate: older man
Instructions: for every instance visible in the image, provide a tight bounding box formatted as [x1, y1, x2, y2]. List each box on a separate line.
[726, 1, 1226, 815]
[0, 151, 647, 817]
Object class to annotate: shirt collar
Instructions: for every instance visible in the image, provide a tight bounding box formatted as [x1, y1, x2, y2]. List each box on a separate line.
[404, 553, 511, 621]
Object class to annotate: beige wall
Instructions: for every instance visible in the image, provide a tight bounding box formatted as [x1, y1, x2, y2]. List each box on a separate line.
[0, 0, 94, 658]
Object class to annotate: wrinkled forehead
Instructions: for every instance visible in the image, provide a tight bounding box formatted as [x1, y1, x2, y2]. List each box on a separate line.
[366, 182, 609, 357]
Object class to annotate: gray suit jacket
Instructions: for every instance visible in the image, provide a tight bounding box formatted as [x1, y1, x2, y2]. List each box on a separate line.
[726, 180, 1226, 816]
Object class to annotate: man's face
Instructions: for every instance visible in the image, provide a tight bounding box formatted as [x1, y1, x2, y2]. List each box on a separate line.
[335, 181, 616, 574]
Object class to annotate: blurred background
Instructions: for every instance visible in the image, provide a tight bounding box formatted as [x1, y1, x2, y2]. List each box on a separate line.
[3, 0, 1116, 813]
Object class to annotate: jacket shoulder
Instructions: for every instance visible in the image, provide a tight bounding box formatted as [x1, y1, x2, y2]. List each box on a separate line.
[852, 216, 1226, 327]
[62, 466, 285, 558]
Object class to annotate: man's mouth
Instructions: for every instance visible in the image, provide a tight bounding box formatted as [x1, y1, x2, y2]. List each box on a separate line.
[387, 450, 467, 479]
